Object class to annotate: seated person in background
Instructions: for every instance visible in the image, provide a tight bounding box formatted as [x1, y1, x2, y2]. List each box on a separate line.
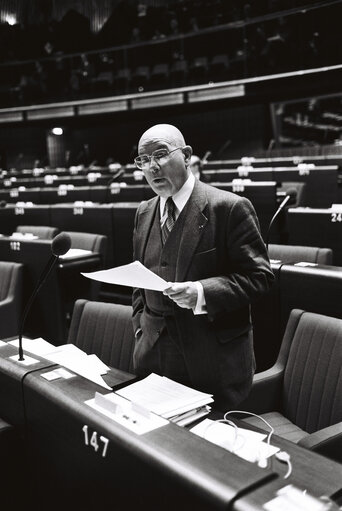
[132, 124, 274, 409]
[190, 154, 203, 180]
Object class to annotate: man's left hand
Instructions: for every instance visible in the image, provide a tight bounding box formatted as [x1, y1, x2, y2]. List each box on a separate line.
[163, 282, 198, 309]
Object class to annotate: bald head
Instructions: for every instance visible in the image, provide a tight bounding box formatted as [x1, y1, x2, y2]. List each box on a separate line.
[138, 124, 186, 152]
[137, 124, 193, 198]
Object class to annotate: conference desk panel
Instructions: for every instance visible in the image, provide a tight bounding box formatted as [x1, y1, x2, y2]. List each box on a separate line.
[0, 238, 65, 343]
[0, 237, 100, 343]
[23, 369, 273, 511]
[111, 202, 139, 266]
[252, 262, 342, 371]
[203, 169, 274, 182]
[0, 204, 51, 235]
[210, 182, 277, 240]
[0, 343, 55, 426]
[278, 263, 342, 338]
[273, 167, 338, 208]
[288, 207, 342, 266]
[39, 186, 92, 204]
[203, 157, 342, 170]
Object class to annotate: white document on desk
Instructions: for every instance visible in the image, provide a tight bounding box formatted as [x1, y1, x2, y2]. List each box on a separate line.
[38, 344, 112, 390]
[117, 373, 213, 418]
[82, 260, 168, 291]
[60, 248, 93, 260]
[191, 419, 279, 462]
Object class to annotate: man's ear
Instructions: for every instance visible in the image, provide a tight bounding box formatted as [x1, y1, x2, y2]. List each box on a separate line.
[183, 145, 192, 166]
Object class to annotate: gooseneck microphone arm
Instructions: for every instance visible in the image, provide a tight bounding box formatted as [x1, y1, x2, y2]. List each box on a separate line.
[18, 232, 72, 361]
[265, 195, 291, 251]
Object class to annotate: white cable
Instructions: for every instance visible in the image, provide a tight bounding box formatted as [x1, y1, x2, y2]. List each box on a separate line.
[224, 410, 294, 479]
[224, 410, 274, 447]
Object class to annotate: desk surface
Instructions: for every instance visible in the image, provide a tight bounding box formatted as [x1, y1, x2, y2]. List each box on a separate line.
[22, 364, 342, 510]
[0, 344, 341, 510]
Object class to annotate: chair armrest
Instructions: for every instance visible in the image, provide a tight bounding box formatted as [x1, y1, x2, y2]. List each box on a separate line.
[298, 422, 342, 464]
[238, 363, 284, 414]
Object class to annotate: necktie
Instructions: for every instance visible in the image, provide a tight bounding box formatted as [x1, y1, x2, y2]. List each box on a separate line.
[161, 197, 176, 244]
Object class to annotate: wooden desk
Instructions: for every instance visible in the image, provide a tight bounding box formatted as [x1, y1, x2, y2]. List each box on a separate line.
[23, 366, 274, 511]
[22, 365, 342, 511]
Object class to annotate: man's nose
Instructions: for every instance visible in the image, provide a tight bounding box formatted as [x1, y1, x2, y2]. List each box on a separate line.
[149, 156, 159, 173]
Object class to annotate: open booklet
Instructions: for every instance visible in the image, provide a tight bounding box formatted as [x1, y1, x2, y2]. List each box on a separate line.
[82, 260, 168, 291]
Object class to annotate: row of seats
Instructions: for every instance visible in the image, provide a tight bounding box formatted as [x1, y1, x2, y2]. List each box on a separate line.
[103, 55, 232, 91]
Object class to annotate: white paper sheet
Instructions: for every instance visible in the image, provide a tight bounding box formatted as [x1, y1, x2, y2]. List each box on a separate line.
[82, 260, 168, 291]
[43, 344, 112, 390]
[9, 337, 56, 356]
[191, 418, 279, 463]
[60, 248, 93, 260]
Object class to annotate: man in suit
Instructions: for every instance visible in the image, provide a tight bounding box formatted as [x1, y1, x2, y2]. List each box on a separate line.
[132, 124, 274, 408]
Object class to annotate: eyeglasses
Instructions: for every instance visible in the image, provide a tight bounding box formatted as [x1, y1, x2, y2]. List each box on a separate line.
[134, 147, 183, 170]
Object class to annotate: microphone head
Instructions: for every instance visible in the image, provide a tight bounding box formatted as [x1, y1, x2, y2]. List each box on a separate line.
[285, 188, 298, 205]
[0, 200, 7, 208]
[51, 232, 72, 256]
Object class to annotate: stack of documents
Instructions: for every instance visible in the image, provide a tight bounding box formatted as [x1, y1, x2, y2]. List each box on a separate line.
[116, 373, 213, 426]
[8, 338, 112, 390]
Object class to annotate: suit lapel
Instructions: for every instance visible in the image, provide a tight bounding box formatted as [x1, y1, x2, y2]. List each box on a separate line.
[135, 197, 160, 262]
[176, 180, 208, 281]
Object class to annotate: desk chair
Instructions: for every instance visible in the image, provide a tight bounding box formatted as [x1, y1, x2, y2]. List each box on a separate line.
[16, 225, 59, 239]
[239, 309, 342, 463]
[268, 244, 333, 265]
[0, 261, 23, 338]
[61, 231, 108, 307]
[68, 299, 134, 372]
[63, 231, 107, 261]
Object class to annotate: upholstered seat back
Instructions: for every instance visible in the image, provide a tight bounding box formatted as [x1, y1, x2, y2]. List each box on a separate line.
[283, 311, 342, 433]
[68, 299, 135, 373]
[63, 231, 107, 255]
[269, 244, 333, 265]
[16, 225, 59, 239]
[0, 261, 22, 301]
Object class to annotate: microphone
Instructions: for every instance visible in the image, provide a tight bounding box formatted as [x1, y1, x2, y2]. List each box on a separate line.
[106, 167, 125, 202]
[202, 151, 212, 163]
[17, 232, 71, 361]
[265, 190, 296, 250]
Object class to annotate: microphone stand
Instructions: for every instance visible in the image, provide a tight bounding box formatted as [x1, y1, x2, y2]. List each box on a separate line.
[265, 195, 290, 250]
[18, 255, 59, 361]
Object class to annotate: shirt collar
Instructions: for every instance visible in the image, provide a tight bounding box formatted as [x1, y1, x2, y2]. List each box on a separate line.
[160, 173, 195, 218]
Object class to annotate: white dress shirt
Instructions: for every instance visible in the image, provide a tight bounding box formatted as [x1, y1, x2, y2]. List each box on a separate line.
[159, 173, 207, 315]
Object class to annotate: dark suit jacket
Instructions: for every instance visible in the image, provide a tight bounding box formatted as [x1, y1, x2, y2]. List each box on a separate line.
[132, 179, 274, 406]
